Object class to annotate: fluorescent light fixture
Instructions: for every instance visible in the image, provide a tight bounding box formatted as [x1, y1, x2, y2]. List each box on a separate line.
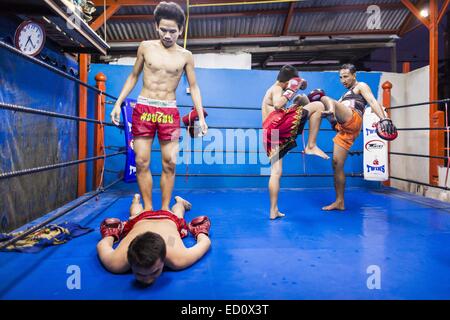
[265, 60, 340, 66]
[420, 9, 429, 18]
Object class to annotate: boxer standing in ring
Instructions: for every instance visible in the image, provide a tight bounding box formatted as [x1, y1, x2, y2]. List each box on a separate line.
[111, 2, 208, 212]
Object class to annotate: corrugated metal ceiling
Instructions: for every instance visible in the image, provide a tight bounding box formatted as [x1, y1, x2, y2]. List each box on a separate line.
[92, 0, 418, 70]
[95, 0, 415, 41]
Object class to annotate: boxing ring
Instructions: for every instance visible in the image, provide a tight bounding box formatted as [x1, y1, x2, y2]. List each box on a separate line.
[1, 185, 450, 299]
[1, 40, 450, 300]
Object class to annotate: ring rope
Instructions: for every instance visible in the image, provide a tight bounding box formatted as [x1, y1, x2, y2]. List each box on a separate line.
[0, 101, 122, 128]
[0, 177, 123, 251]
[0, 41, 118, 100]
[0, 151, 125, 180]
[386, 98, 450, 110]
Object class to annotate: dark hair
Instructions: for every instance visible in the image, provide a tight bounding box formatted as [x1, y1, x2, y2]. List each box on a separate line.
[127, 232, 166, 268]
[154, 1, 186, 30]
[277, 65, 299, 82]
[340, 63, 357, 74]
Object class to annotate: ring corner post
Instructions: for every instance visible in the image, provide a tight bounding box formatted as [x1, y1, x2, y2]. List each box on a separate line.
[77, 53, 89, 196]
[382, 81, 393, 187]
[94, 72, 107, 190]
[429, 0, 444, 186]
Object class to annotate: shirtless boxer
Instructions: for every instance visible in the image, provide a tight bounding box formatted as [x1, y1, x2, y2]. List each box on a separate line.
[262, 65, 329, 220]
[110, 2, 208, 211]
[309, 63, 397, 211]
[96, 194, 211, 285]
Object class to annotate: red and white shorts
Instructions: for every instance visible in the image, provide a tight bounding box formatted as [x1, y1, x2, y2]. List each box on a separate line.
[131, 96, 181, 141]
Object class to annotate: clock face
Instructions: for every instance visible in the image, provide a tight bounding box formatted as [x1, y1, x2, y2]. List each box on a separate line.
[14, 21, 46, 56]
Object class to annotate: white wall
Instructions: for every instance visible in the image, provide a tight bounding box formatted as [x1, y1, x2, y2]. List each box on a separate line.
[110, 52, 252, 70]
[379, 66, 438, 197]
[193, 52, 251, 69]
[110, 57, 137, 65]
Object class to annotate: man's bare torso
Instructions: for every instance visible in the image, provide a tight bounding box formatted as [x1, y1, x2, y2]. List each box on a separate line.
[140, 40, 190, 101]
[115, 219, 186, 270]
[261, 84, 278, 122]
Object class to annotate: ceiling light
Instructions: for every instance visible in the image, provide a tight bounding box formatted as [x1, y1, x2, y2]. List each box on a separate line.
[420, 9, 429, 18]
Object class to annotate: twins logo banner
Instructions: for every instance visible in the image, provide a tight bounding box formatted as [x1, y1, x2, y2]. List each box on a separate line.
[363, 107, 389, 181]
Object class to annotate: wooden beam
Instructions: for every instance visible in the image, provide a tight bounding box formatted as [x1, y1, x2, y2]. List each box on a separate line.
[94, 0, 404, 11]
[400, 0, 430, 29]
[90, 4, 121, 31]
[107, 10, 286, 21]
[398, 14, 416, 36]
[438, 0, 450, 24]
[401, 21, 424, 36]
[288, 30, 399, 36]
[104, 3, 406, 21]
[92, 0, 403, 12]
[429, 0, 439, 106]
[107, 29, 399, 44]
[398, 0, 426, 36]
[235, 42, 395, 53]
[109, 40, 395, 52]
[92, 0, 180, 5]
[294, 3, 403, 13]
[92, 0, 293, 5]
[282, 2, 295, 35]
[391, 42, 397, 72]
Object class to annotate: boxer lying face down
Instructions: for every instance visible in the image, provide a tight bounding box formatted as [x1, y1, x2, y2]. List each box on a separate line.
[96, 195, 211, 286]
[261, 65, 329, 220]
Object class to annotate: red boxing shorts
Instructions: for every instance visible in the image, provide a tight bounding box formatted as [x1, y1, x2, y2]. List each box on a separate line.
[122, 210, 189, 239]
[131, 96, 181, 141]
[263, 106, 308, 160]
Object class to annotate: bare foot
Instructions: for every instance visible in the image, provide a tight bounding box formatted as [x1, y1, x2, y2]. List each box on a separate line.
[270, 210, 286, 220]
[322, 201, 345, 211]
[130, 194, 145, 218]
[175, 196, 192, 211]
[132, 194, 140, 204]
[304, 145, 330, 160]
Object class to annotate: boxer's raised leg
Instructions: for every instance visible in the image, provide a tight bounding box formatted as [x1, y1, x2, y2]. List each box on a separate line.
[303, 101, 329, 159]
[321, 96, 353, 124]
[134, 137, 154, 211]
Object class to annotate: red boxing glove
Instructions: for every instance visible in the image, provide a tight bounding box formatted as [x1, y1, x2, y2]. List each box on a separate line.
[308, 89, 326, 102]
[182, 108, 208, 138]
[375, 118, 398, 141]
[182, 108, 208, 127]
[100, 218, 124, 243]
[188, 216, 211, 239]
[283, 77, 307, 100]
